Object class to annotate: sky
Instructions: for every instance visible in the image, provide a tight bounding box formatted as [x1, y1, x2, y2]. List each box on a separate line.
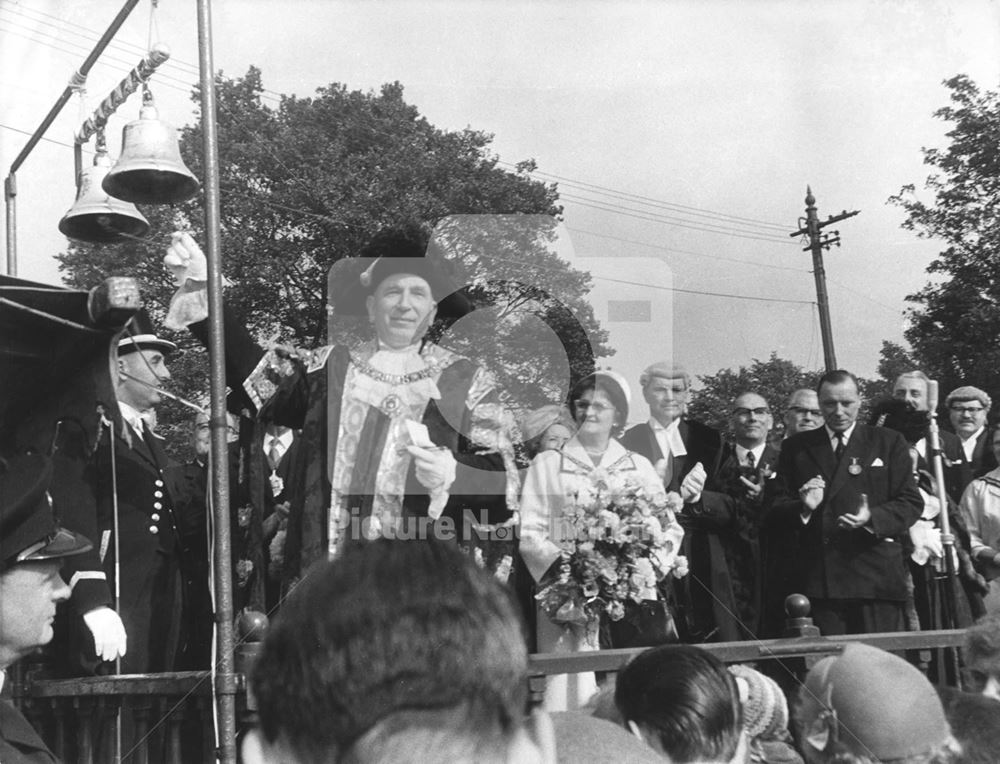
[2, 0, 1000, 403]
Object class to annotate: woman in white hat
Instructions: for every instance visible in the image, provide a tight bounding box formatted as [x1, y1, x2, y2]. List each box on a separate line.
[519, 371, 683, 711]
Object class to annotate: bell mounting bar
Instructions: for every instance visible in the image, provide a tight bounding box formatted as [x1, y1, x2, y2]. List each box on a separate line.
[75, 44, 172, 147]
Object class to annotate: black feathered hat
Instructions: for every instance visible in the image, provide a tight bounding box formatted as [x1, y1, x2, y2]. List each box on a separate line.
[868, 398, 929, 445]
[333, 227, 473, 320]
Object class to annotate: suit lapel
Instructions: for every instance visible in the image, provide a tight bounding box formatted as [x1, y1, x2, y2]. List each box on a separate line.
[803, 427, 837, 482]
[827, 425, 868, 503]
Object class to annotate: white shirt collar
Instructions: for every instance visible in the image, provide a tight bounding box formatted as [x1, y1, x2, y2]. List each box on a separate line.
[648, 417, 687, 457]
[735, 443, 766, 466]
[825, 423, 856, 447]
[264, 427, 295, 457]
[118, 401, 147, 435]
[962, 426, 986, 461]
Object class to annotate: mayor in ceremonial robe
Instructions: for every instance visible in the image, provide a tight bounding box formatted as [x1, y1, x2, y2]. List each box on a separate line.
[164, 226, 519, 590]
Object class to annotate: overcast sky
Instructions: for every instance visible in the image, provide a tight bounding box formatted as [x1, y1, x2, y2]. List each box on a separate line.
[3, 0, 999, 394]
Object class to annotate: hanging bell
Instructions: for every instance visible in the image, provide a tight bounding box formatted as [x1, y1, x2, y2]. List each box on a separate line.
[103, 90, 200, 205]
[59, 149, 150, 244]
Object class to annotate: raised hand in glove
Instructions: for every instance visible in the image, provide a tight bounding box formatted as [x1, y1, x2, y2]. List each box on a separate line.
[163, 231, 210, 330]
[82, 606, 127, 663]
[680, 461, 707, 504]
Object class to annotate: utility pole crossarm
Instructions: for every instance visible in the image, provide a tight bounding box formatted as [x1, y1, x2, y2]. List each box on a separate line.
[788, 187, 859, 372]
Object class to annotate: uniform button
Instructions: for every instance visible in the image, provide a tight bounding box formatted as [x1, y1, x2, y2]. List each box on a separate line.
[149, 526, 159, 534]
[155, 480, 164, 487]
[154, 490, 163, 498]
[152, 513, 160, 521]
[153, 502, 163, 510]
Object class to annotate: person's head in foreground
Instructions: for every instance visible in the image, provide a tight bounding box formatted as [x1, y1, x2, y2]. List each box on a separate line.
[0, 454, 92, 669]
[792, 643, 961, 764]
[963, 612, 1000, 703]
[243, 537, 553, 764]
[614, 644, 748, 763]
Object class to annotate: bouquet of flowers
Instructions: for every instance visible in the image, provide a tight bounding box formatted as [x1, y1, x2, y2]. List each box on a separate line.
[535, 471, 688, 629]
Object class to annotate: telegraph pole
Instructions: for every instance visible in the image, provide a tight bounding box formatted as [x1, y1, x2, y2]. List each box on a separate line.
[790, 187, 859, 371]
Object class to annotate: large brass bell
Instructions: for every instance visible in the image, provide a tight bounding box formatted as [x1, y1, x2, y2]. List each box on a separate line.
[103, 90, 200, 205]
[59, 148, 150, 244]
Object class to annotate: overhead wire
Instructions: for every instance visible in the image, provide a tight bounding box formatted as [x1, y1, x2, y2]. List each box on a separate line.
[3, 5, 825, 312]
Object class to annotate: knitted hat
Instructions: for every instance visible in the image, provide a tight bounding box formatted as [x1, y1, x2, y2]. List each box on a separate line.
[798, 644, 951, 760]
[729, 665, 789, 741]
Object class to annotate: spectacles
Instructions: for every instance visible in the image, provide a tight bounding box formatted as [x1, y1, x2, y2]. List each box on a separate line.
[790, 407, 823, 417]
[573, 400, 614, 415]
[950, 405, 986, 415]
[733, 407, 770, 418]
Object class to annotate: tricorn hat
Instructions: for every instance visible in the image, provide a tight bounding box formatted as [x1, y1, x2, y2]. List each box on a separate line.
[0, 454, 92, 571]
[117, 308, 177, 355]
[333, 227, 473, 320]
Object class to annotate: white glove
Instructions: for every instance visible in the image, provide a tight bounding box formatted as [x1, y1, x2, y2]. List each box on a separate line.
[405, 446, 457, 492]
[908, 520, 943, 565]
[163, 231, 210, 330]
[164, 231, 208, 286]
[406, 445, 457, 520]
[82, 606, 127, 662]
[680, 462, 706, 504]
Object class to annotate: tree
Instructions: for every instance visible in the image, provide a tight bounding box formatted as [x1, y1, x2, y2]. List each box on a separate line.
[889, 74, 1000, 411]
[687, 353, 823, 436]
[56, 68, 611, 454]
[871, 340, 917, 401]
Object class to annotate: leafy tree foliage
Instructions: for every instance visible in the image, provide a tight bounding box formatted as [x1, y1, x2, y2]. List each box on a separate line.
[889, 74, 1000, 414]
[687, 353, 823, 436]
[56, 68, 610, 454]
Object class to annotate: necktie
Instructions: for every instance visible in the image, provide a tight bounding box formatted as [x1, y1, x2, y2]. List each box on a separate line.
[746, 450, 756, 470]
[268, 439, 282, 471]
[834, 433, 846, 462]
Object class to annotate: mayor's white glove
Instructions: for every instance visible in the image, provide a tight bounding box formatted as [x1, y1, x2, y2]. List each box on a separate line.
[163, 231, 210, 330]
[406, 446, 457, 492]
[406, 445, 457, 520]
[680, 462, 706, 504]
[164, 231, 208, 286]
[82, 606, 127, 663]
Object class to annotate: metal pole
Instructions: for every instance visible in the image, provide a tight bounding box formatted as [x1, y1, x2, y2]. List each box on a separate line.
[3, 0, 143, 276]
[195, 0, 238, 761]
[804, 187, 838, 371]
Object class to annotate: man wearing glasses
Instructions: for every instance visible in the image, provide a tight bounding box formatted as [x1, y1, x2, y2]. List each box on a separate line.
[947, 386, 995, 495]
[783, 388, 824, 438]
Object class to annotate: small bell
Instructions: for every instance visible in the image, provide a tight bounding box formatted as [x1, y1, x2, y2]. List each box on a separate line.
[59, 147, 150, 244]
[103, 89, 200, 205]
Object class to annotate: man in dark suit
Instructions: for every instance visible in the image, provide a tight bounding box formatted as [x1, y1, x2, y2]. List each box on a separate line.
[620, 362, 733, 641]
[947, 386, 995, 496]
[769, 370, 923, 635]
[1, 454, 93, 763]
[62, 315, 187, 674]
[712, 392, 782, 639]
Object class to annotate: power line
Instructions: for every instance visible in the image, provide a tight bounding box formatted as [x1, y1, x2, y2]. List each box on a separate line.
[560, 193, 797, 245]
[565, 226, 810, 274]
[502, 161, 791, 231]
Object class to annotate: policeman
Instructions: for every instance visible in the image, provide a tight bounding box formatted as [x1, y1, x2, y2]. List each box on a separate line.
[0, 454, 93, 763]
